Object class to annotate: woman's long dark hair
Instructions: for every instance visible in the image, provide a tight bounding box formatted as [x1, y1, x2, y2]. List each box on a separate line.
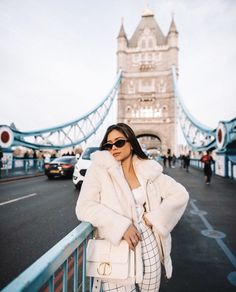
[100, 123, 148, 159]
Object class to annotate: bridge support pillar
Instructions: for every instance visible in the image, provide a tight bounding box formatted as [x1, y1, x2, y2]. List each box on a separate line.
[215, 150, 236, 179]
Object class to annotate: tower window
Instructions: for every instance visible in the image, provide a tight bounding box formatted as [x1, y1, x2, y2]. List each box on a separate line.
[126, 106, 132, 112]
[141, 39, 146, 49]
[148, 39, 153, 48]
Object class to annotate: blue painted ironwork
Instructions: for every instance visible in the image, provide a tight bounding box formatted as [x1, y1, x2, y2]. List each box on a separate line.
[0, 71, 121, 150]
[216, 119, 236, 151]
[0, 157, 46, 178]
[2, 222, 94, 292]
[190, 158, 215, 173]
[1, 67, 234, 153]
[172, 66, 236, 152]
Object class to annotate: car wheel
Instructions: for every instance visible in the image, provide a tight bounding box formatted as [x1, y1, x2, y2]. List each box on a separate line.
[75, 182, 82, 190]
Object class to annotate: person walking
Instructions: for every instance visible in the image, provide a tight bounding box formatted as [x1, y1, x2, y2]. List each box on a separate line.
[75, 123, 189, 292]
[172, 154, 176, 168]
[179, 154, 184, 168]
[162, 154, 167, 167]
[0, 147, 3, 178]
[184, 154, 190, 172]
[200, 150, 215, 184]
[167, 154, 172, 168]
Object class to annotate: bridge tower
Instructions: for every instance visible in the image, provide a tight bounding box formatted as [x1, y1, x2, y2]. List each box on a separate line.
[117, 8, 178, 154]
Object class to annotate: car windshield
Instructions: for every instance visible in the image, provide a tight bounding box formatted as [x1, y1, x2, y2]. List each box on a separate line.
[82, 147, 99, 160]
[51, 157, 76, 164]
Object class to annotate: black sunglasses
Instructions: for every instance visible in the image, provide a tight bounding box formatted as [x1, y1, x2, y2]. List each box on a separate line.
[102, 139, 128, 150]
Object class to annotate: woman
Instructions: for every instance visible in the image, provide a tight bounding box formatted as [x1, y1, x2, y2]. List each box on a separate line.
[76, 123, 189, 292]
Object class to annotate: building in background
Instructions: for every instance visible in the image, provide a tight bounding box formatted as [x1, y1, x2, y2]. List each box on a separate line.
[117, 8, 178, 155]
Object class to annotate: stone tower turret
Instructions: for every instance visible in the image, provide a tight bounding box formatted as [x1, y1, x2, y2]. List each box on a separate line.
[167, 17, 178, 68]
[117, 22, 128, 71]
[116, 9, 179, 154]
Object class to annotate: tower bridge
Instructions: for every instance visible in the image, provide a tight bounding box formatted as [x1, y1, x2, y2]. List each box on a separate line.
[1, 7, 236, 292]
[0, 8, 235, 164]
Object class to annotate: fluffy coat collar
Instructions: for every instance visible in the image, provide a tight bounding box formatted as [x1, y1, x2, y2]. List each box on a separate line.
[91, 150, 163, 181]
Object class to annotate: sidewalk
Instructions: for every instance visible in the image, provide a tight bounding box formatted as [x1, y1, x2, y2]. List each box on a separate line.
[160, 165, 236, 291]
[0, 169, 44, 183]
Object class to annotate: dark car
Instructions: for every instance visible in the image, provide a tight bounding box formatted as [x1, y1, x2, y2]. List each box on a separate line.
[44, 156, 77, 179]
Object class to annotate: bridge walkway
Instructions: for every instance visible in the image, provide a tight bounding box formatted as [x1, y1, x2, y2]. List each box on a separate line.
[1, 163, 235, 291]
[160, 164, 236, 292]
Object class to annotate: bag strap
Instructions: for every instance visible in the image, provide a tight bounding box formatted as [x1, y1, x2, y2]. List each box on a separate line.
[144, 180, 151, 212]
[92, 278, 102, 292]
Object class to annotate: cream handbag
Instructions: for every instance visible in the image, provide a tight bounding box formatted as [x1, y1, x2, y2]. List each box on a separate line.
[86, 239, 135, 280]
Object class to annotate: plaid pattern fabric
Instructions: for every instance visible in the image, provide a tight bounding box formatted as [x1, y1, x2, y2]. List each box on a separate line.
[101, 222, 161, 292]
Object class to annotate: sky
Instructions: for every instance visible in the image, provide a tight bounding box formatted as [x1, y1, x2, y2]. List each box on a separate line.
[0, 0, 236, 142]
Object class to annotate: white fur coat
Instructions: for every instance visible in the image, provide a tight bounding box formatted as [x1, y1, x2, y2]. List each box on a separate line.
[75, 151, 189, 282]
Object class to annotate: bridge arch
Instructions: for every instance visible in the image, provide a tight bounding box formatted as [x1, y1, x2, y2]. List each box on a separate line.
[136, 131, 162, 156]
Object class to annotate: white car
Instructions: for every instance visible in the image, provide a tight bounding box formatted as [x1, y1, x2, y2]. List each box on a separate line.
[72, 146, 99, 189]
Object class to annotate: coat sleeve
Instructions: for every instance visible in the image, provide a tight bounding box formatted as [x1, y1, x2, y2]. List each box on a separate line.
[75, 164, 131, 245]
[145, 174, 189, 237]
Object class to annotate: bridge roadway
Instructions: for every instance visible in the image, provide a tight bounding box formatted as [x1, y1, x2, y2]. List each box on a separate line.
[0, 164, 235, 291]
[161, 165, 236, 292]
[0, 175, 80, 290]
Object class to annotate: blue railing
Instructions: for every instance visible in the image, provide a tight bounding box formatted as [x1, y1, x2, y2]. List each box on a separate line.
[1, 157, 47, 178]
[2, 222, 94, 292]
[190, 157, 236, 179]
[190, 158, 215, 173]
[227, 155, 236, 179]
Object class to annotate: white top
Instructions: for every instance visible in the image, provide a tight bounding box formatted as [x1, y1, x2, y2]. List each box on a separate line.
[132, 186, 146, 222]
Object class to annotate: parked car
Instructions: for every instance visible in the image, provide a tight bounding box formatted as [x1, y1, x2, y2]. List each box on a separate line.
[44, 156, 77, 179]
[73, 146, 99, 189]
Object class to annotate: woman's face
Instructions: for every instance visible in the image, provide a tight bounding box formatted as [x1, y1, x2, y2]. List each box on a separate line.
[106, 129, 132, 162]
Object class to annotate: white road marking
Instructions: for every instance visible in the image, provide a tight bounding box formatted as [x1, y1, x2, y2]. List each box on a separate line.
[0, 193, 38, 206]
[190, 199, 236, 269]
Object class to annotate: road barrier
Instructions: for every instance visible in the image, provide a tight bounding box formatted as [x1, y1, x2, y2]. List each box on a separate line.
[2, 222, 94, 292]
[0, 158, 45, 178]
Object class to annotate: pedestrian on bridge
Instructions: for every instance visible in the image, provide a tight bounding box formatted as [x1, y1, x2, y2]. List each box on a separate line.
[76, 123, 189, 292]
[167, 154, 172, 168]
[200, 151, 215, 184]
[162, 154, 167, 167]
[0, 146, 3, 178]
[184, 154, 190, 172]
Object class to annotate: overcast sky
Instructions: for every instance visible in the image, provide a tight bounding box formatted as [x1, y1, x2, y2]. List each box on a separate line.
[1, 0, 236, 139]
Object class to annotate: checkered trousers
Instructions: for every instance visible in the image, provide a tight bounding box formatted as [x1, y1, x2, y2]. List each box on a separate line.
[101, 221, 161, 292]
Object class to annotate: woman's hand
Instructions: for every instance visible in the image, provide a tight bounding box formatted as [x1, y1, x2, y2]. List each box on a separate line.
[123, 224, 142, 251]
[143, 213, 153, 229]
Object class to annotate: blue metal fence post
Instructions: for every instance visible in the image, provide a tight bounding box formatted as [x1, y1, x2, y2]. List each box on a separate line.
[49, 275, 54, 292]
[82, 240, 87, 292]
[73, 249, 78, 292]
[5, 161, 9, 176]
[225, 154, 229, 178]
[230, 161, 233, 179]
[62, 260, 68, 291]
[12, 157, 15, 171]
